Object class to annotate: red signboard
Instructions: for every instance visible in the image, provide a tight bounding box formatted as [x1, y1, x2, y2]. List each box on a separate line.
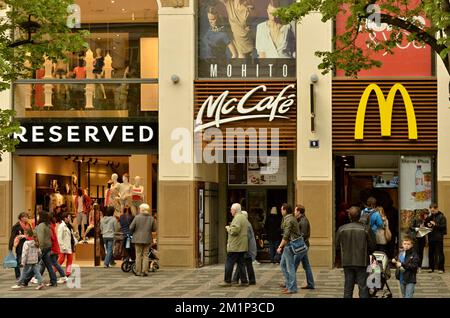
[335, 4, 432, 77]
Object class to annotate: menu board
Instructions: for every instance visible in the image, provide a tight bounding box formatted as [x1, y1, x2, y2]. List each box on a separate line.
[228, 157, 287, 186]
[399, 156, 433, 239]
[247, 157, 287, 186]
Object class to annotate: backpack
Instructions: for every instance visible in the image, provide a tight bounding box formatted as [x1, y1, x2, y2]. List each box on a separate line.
[359, 208, 375, 227]
[360, 208, 377, 253]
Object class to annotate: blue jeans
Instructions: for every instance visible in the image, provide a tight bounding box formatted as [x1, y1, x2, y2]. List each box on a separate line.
[280, 243, 297, 292]
[50, 254, 66, 278]
[400, 283, 415, 298]
[19, 264, 42, 285]
[40, 248, 57, 285]
[294, 251, 315, 288]
[103, 238, 114, 267]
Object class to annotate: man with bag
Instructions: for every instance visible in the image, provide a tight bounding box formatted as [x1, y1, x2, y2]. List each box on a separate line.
[294, 205, 315, 290]
[336, 206, 376, 298]
[277, 203, 300, 294]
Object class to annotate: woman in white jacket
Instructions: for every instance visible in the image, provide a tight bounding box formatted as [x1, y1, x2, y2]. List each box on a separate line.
[57, 213, 75, 277]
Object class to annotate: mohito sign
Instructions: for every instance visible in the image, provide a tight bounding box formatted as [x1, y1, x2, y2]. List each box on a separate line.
[194, 84, 296, 132]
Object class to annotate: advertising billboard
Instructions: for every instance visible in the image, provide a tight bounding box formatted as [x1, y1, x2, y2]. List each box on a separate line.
[198, 0, 296, 79]
[335, 3, 432, 76]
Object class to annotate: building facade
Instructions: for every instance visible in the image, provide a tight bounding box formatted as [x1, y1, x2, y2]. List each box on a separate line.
[1, 0, 449, 269]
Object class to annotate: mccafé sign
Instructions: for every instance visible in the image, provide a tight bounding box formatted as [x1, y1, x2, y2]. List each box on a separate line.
[354, 83, 418, 140]
[195, 84, 296, 132]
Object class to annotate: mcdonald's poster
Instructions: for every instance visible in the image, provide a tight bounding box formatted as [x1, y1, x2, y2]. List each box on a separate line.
[335, 1, 432, 76]
[399, 156, 433, 238]
[198, 0, 296, 79]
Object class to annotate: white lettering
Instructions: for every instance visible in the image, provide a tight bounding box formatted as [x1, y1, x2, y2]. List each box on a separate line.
[210, 64, 218, 78]
[67, 126, 80, 142]
[227, 64, 232, 78]
[268, 64, 274, 77]
[194, 84, 295, 132]
[256, 64, 259, 78]
[139, 126, 153, 142]
[102, 126, 118, 142]
[241, 64, 247, 78]
[49, 126, 63, 143]
[122, 126, 135, 142]
[171, 128, 191, 164]
[85, 126, 100, 142]
[14, 126, 28, 142]
[32, 126, 45, 142]
[283, 64, 288, 77]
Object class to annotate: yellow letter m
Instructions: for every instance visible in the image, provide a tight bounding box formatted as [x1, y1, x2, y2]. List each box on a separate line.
[354, 83, 418, 140]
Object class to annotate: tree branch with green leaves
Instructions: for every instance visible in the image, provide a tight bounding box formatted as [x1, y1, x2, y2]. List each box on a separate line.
[276, 0, 450, 77]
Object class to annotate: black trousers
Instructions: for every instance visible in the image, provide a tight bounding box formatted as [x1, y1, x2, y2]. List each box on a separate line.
[232, 256, 256, 284]
[343, 266, 369, 298]
[224, 252, 247, 284]
[415, 237, 426, 268]
[429, 240, 445, 271]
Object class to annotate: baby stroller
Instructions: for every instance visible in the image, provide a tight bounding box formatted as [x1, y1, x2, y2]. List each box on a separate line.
[367, 251, 393, 298]
[121, 234, 135, 273]
[131, 244, 159, 274]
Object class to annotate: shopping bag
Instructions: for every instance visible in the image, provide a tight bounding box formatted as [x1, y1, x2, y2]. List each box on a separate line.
[3, 251, 17, 268]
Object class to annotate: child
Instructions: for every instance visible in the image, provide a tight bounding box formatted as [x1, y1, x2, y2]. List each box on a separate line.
[57, 213, 75, 277]
[392, 236, 420, 298]
[11, 229, 45, 290]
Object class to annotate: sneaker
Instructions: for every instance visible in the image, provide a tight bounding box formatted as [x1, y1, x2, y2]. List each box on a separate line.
[57, 277, 68, 284]
[11, 284, 24, 289]
[36, 284, 45, 290]
[252, 260, 260, 265]
[30, 277, 38, 284]
[438, 270, 444, 274]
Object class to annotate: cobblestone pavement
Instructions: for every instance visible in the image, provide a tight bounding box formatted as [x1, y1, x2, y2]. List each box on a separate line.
[1, 264, 450, 298]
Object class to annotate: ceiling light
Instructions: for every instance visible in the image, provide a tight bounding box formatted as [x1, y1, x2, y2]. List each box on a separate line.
[111, 0, 115, 3]
[122, 8, 126, 12]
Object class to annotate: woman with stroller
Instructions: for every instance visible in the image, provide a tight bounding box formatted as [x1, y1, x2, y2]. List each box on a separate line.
[130, 203, 157, 277]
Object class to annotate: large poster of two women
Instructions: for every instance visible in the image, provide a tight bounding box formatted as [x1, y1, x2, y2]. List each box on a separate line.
[198, 0, 296, 79]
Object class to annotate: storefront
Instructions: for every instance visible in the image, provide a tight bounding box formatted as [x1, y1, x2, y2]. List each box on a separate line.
[332, 78, 438, 263]
[12, 119, 158, 265]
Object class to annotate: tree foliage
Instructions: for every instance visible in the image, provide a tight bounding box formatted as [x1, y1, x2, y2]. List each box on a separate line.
[0, 0, 89, 159]
[276, 0, 450, 77]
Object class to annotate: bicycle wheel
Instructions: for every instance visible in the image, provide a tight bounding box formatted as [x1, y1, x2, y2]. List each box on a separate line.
[131, 262, 137, 275]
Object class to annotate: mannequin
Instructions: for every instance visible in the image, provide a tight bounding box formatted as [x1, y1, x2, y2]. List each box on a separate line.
[130, 176, 145, 215]
[120, 173, 132, 212]
[93, 48, 106, 99]
[107, 173, 121, 217]
[49, 188, 64, 213]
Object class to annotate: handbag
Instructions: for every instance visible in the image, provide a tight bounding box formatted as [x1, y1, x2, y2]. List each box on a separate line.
[385, 226, 392, 242]
[290, 236, 308, 255]
[375, 228, 387, 245]
[3, 251, 18, 268]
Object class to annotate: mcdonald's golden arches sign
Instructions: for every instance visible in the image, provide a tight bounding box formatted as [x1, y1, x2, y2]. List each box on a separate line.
[332, 79, 437, 151]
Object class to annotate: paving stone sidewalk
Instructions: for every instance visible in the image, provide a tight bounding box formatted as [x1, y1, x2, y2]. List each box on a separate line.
[1, 264, 449, 298]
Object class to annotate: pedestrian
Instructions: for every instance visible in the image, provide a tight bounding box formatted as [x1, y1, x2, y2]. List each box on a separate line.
[232, 211, 256, 285]
[57, 213, 75, 277]
[410, 209, 428, 271]
[35, 211, 58, 287]
[294, 204, 315, 290]
[100, 206, 118, 268]
[129, 203, 157, 276]
[8, 212, 32, 280]
[277, 203, 300, 294]
[265, 206, 282, 264]
[47, 213, 68, 285]
[120, 206, 135, 261]
[219, 203, 248, 287]
[336, 206, 376, 298]
[425, 203, 447, 273]
[11, 229, 45, 290]
[360, 197, 384, 236]
[392, 236, 419, 298]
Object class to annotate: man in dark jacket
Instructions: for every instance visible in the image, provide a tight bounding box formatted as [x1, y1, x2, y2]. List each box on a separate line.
[294, 205, 315, 289]
[336, 206, 376, 298]
[426, 203, 447, 273]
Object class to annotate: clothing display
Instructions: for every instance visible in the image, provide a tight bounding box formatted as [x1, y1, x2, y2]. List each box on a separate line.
[49, 192, 64, 213]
